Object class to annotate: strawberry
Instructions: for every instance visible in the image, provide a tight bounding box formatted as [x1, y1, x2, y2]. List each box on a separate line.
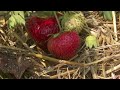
[61, 12, 85, 33]
[26, 16, 60, 51]
[47, 31, 81, 60]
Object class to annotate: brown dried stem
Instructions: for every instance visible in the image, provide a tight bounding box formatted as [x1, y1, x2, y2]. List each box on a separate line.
[106, 64, 120, 74]
[50, 69, 77, 79]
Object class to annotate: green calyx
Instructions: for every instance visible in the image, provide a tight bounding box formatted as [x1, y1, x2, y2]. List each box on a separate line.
[61, 11, 85, 33]
[85, 35, 99, 49]
[53, 33, 60, 38]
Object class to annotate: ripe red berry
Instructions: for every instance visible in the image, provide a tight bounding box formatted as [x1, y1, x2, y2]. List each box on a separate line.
[26, 16, 60, 51]
[47, 31, 81, 60]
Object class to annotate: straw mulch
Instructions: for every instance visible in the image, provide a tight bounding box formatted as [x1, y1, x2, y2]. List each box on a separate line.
[0, 11, 120, 79]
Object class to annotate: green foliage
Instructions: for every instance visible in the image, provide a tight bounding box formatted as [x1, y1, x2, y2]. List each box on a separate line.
[24, 11, 33, 16]
[85, 35, 99, 49]
[103, 11, 112, 21]
[8, 15, 17, 29]
[8, 11, 25, 29]
[32, 11, 54, 18]
[0, 11, 8, 15]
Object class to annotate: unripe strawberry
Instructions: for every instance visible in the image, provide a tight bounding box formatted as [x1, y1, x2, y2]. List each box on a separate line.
[61, 12, 85, 33]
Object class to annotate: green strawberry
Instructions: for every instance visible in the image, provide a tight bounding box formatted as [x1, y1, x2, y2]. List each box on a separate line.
[61, 11, 85, 33]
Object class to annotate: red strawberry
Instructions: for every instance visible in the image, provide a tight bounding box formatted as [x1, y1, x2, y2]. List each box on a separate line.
[26, 16, 60, 51]
[47, 31, 81, 60]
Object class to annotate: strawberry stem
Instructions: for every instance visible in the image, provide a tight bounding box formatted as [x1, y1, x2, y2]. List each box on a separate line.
[53, 11, 62, 31]
[31, 53, 85, 67]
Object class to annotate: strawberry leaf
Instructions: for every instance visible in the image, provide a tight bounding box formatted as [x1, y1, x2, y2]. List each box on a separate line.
[8, 11, 25, 29]
[13, 14, 25, 25]
[8, 16, 17, 29]
[103, 11, 112, 21]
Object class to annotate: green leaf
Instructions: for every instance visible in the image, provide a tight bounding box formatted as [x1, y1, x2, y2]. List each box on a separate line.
[13, 11, 24, 17]
[85, 35, 99, 49]
[103, 11, 112, 21]
[0, 11, 8, 15]
[13, 14, 25, 25]
[25, 11, 32, 16]
[8, 11, 25, 29]
[17, 11, 25, 19]
[34, 11, 54, 18]
[8, 16, 17, 29]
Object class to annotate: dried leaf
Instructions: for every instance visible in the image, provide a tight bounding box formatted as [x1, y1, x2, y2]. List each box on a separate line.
[0, 51, 32, 79]
[0, 16, 6, 27]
